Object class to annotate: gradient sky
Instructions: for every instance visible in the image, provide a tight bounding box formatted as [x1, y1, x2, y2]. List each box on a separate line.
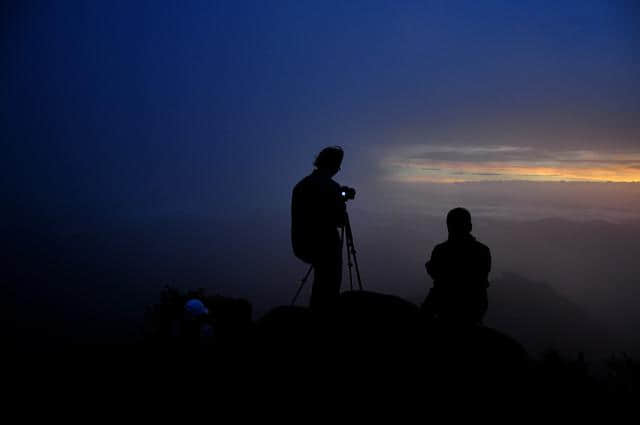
[3, 0, 639, 223]
[6, 1, 640, 351]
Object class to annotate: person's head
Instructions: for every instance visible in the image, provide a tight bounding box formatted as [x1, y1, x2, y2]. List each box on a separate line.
[447, 207, 472, 237]
[314, 146, 344, 176]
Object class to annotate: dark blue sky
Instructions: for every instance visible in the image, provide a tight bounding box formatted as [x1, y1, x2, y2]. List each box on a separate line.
[4, 1, 639, 223]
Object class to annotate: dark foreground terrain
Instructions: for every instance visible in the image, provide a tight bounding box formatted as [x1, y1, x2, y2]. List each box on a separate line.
[134, 288, 638, 405]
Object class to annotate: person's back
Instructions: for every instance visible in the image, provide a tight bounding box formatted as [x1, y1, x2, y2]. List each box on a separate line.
[424, 208, 491, 325]
[291, 169, 344, 263]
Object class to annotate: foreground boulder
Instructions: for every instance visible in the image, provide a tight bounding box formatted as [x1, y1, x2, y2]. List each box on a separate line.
[255, 290, 527, 387]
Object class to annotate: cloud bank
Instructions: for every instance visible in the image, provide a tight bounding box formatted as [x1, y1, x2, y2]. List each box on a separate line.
[383, 145, 640, 183]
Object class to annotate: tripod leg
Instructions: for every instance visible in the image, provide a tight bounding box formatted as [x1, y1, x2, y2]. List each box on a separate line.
[344, 212, 364, 291]
[343, 226, 354, 291]
[352, 247, 364, 291]
[291, 265, 313, 306]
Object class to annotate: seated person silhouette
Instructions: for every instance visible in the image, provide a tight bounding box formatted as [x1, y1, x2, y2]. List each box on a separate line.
[291, 147, 346, 312]
[423, 208, 491, 325]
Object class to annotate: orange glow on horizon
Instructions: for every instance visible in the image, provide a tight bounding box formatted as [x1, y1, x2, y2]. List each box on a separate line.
[383, 147, 640, 183]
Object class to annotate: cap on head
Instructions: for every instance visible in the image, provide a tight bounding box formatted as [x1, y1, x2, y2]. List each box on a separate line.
[314, 146, 344, 170]
[184, 299, 209, 318]
[447, 207, 472, 235]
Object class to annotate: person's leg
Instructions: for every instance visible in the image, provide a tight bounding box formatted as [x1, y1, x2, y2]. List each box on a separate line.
[310, 245, 342, 312]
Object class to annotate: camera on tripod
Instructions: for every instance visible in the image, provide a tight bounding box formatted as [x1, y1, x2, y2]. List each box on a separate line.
[340, 186, 356, 201]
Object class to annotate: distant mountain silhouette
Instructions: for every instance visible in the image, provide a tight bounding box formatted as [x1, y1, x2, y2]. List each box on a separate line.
[486, 273, 615, 355]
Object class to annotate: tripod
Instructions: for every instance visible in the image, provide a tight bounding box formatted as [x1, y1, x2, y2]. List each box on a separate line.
[290, 210, 364, 305]
[342, 210, 364, 292]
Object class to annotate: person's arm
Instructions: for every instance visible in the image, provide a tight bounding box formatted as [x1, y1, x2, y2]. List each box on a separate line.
[483, 247, 492, 288]
[331, 183, 346, 228]
[426, 246, 441, 281]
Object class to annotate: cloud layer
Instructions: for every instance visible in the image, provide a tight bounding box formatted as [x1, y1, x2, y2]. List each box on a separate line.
[383, 145, 640, 183]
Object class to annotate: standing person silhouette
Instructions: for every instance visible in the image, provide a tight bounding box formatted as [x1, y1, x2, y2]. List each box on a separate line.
[291, 147, 346, 312]
[423, 208, 491, 325]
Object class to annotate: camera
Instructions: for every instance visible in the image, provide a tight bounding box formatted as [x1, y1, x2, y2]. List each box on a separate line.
[340, 186, 356, 201]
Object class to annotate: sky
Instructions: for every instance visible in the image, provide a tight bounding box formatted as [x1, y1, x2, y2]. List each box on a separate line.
[3, 0, 639, 223]
[4, 1, 640, 350]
